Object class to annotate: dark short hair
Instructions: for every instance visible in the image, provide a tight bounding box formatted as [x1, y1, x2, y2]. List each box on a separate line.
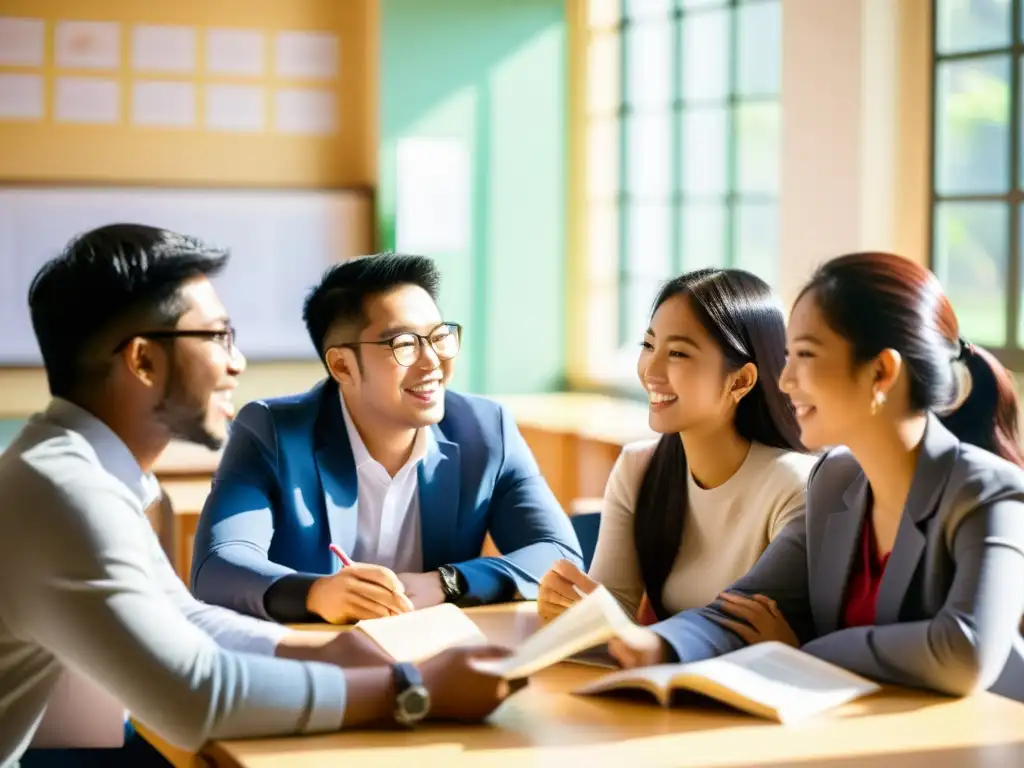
[28, 223, 229, 399]
[799, 251, 1023, 467]
[302, 252, 441, 363]
[634, 268, 806, 620]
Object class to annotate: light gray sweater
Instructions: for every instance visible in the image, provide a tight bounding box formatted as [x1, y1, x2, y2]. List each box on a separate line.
[0, 401, 349, 767]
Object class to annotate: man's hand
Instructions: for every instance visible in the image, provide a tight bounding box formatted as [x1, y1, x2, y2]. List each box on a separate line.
[607, 628, 670, 669]
[275, 628, 393, 667]
[420, 645, 519, 721]
[538, 559, 598, 622]
[306, 563, 414, 624]
[398, 571, 447, 610]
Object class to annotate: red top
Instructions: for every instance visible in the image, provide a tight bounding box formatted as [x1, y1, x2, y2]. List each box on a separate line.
[841, 515, 892, 628]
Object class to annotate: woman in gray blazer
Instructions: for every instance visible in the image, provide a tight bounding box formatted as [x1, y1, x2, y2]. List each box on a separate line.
[606, 252, 1024, 701]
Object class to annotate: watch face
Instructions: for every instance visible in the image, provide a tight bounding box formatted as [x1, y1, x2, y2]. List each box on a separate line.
[396, 685, 431, 725]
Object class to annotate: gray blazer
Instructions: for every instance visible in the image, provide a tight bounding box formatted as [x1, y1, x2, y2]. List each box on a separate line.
[651, 414, 1024, 700]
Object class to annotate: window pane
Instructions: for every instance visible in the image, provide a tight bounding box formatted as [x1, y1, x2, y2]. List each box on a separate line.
[588, 0, 620, 30]
[626, 0, 673, 19]
[681, 107, 728, 196]
[587, 32, 620, 115]
[626, 20, 674, 107]
[935, 55, 1010, 195]
[626, 201, 673, 277]
[679, 0, 726, 8]
[733, 201, 779, 288]
[587, 116, 620, 200]
[936, 0, 1011, 55]
[587, 202, 619, 282]
[736, 102, 780, 195]
[681, 10, 729, 102]
[678, 201, 727, 270]
[737, 0, 781, 97]
[933, 202, 1008, 347]
[626, 112, 673, 196]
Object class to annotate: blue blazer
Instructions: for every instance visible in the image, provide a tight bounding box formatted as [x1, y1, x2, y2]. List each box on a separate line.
[190, 380, 582, 620]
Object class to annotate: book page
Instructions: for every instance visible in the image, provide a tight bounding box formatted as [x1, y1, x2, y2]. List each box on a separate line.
[472, 586, 651, 679]
[577, 641, 881, 723]
[355, 603, 486, 663]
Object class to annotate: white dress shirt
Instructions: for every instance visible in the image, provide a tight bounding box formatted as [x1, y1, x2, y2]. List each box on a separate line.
[339, 392, 431, 573]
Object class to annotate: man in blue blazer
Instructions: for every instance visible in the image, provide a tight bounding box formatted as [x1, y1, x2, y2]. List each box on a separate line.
[191, 253, 581, 624]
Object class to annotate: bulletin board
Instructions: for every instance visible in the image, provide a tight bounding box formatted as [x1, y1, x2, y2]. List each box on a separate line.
[0, 0, 376, 188]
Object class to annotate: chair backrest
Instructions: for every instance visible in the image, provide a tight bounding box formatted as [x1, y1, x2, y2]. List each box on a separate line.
[569, 509, 601, 571]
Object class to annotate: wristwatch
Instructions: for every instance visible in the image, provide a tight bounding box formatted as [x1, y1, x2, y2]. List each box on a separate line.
[392, 662, 430, 727]
[438, 564, 466, 603]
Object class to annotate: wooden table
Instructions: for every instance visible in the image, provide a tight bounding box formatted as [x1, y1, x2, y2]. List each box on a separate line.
[138, 603, 1024, 768]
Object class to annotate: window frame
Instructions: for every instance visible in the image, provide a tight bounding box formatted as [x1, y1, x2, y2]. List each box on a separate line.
[928, 0, 1024, 370]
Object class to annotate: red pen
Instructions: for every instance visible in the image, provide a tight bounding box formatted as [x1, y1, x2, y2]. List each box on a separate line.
[329, 543, 354, 567]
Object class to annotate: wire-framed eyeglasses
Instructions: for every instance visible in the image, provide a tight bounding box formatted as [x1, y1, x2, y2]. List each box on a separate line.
[337, 322, 461, 367]
[112, 326, 237, 355]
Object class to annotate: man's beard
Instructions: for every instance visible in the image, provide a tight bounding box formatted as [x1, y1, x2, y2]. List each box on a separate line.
[153, 363, 223, 451]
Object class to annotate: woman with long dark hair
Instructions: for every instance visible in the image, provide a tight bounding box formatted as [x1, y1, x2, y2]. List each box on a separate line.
[538, 268, 816, 623]
[608, 252, 1024, 701]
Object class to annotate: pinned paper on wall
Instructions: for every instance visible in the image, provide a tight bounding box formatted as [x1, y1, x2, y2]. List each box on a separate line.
[55, 77, 119, 124]
[132, 81, 195, 128]
[0, 17, 45, 67]
[206, 28, 265, 76]
[205, 84, 264, 132]
[0, 74, 44, 120]
[274, 31, 338, 80]
[131, 25, 196, 74]
[273, 87, 336, 135]
[395, 138, 471, 254]
[55, 21, 120, 69]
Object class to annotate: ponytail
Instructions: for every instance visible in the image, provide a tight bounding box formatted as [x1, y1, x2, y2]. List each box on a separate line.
[938, 342, 1024, 467]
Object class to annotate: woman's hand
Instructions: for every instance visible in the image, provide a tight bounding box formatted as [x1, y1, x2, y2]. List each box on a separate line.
[715, 592, 798, 647]
[537, 559, 598, 622]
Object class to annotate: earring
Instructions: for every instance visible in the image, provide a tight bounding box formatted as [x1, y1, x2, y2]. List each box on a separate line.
[870, 389, 887, 415]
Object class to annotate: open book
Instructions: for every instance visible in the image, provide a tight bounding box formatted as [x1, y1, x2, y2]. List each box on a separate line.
[575, 641, 881, 723]
[354, 603, 486, 662]
[471, 585, 652, 678]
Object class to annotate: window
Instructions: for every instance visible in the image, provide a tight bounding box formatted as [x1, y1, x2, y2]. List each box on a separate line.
[582, 0, 782, 387]
[930, 0, 1022, 365]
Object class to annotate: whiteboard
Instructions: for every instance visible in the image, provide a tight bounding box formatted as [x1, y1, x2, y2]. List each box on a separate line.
[0, 186, 372, 363]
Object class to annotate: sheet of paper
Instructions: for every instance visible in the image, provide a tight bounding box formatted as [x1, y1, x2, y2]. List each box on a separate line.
[472, 586, 652, 679]
[395, 138, 471, 253]
[206, 28, 265, 76]
[205, 84, 264, 132]
[55, 21, 120, 69]
[273, 87, 336, 135]
[356, 603, 487, 663]
[0, 17, 45, 66]
[131, 25, 196, 74]
[0, 74, 44, 120]
[132, 80, 195, 128]
[55, 77, 120, 124]
[274, 31, 338, 79]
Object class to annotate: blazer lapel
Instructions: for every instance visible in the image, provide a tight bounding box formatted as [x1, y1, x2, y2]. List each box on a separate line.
[417, 427, 461, 571]
[815, 474, 868, 635]
[314, 388, 358, 573]
[875, 414, 959, 624]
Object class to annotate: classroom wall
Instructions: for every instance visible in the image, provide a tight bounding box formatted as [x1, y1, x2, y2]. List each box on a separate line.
[0, 0, 378, 417]
[376, 0, 567, 395]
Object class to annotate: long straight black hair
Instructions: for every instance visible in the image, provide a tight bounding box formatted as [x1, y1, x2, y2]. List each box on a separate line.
[634, 268, 805, 620]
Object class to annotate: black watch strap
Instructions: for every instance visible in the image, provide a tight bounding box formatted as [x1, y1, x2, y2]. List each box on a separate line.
[438, 564, 466, 603]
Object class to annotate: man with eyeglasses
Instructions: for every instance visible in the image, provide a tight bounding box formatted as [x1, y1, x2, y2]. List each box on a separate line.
[191, 253, 582, 625]
[0, 227, 516, 767]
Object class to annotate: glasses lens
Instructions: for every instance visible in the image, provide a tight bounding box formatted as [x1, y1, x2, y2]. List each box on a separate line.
[391, 334, 419, 366]
[431, 326, 460, 360]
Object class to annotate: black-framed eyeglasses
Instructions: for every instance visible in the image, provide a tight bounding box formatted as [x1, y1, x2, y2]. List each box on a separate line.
[337, 322, 461, 367]
[112, 326, 237, 355]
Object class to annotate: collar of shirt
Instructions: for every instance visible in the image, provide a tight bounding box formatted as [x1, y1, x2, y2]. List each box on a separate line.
[43, 397, 162, 509]
[338, 389, 434, 478]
